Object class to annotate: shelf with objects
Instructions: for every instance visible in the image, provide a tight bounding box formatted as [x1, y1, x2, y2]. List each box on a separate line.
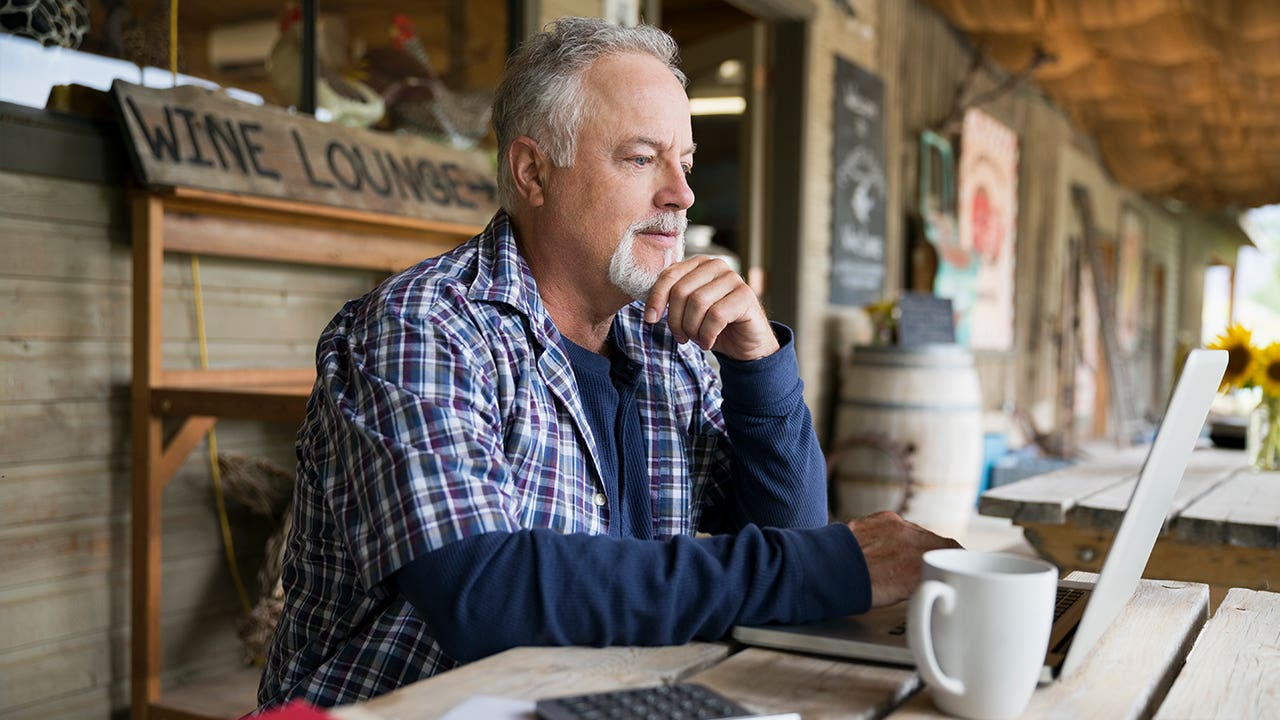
[115, 38, 500, 714]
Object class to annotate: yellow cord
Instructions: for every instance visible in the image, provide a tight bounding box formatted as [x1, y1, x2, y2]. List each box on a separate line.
[169, 0, 179, 85]
[191, 256, 254, 615]
[189, 254, 252, 607]
[168, 0, 252, 616]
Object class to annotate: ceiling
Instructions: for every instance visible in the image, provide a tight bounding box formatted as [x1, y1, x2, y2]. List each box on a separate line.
[924, 0, 1280, 212]
[662, 0, 755, 47]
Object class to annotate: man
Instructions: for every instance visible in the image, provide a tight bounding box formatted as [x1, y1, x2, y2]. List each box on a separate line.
[257, 17, 957, 710]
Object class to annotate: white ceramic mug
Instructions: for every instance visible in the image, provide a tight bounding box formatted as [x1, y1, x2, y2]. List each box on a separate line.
[907, 549, 1058, 720]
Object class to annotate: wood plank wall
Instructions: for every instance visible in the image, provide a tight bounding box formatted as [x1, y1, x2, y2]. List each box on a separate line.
[0, 168, 381, 718]
[809, 0, 1248, 449]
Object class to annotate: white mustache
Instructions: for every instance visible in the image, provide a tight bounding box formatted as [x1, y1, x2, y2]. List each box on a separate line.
[630, 213, 688, 236]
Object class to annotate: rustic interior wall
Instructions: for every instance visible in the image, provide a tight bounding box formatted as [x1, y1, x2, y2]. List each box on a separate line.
[801, 0, 1251, 451]
[789, 0, 882, 441]
[0, 116, 381, 718]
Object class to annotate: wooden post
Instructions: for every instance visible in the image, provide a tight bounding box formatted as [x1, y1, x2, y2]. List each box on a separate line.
[130, 194, 165, 720]
[1070, 184, 1142, 444]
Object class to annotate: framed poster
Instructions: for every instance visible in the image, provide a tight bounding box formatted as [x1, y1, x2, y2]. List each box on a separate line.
[827, 56, 886, 307]
[1116, 204, 1146, 354]
[958, 108, 1019, 350]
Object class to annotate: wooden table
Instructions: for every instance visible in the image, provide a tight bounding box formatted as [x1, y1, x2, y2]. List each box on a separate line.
[327, 573, 1222, 720]
[978, 447, 1279, 607]
[1156, 587, 1280, 719]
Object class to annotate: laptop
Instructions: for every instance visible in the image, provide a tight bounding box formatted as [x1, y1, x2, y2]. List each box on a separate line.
[733, 348, 1227, 683]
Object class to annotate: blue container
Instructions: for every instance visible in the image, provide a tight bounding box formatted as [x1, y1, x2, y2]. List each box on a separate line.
[977, 432, 1008, 501]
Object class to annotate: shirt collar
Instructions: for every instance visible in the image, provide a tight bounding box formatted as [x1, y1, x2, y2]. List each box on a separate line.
[467, 209, 561, 349]
[466, 209, 676, 366]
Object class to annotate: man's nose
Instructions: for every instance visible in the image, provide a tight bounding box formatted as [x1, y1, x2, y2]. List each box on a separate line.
[657, 163, 695, 211]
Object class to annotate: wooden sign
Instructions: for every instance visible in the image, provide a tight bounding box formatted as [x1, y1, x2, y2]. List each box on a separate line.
[897, 292, 956, 346]
[110, 80, 497, 227]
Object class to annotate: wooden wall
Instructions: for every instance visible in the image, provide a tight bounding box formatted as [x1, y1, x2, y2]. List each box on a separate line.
[798, 0, 1251, 450]
[0, 115, 381, 718]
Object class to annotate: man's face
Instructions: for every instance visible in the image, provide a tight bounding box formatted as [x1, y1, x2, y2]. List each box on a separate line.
[541, 52, 696, 303]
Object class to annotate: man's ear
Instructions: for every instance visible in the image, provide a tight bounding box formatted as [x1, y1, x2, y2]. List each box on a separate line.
[508, 136, 548, 207]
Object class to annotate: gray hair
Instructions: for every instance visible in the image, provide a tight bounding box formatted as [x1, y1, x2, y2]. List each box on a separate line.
[492, 16, 687, 211]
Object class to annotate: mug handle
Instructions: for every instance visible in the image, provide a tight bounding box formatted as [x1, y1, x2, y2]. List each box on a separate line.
[908, 580, 965, 695]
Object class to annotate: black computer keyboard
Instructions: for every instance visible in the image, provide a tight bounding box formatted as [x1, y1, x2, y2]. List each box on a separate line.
[535, 683, 754, 720]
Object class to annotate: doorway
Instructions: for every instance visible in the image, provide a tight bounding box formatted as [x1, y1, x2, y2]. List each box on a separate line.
[660, 0, 806, 324]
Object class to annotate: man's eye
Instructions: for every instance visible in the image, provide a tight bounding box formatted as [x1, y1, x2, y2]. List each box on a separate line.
[631, 156, 652, 167]
[682, 164, 693, 176]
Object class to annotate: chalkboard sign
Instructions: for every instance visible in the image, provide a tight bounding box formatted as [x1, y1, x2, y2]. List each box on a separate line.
[827, 57, 886, 307]
[897, 292, 956, 346]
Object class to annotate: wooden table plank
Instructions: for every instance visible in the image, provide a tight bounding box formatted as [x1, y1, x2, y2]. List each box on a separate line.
[981, 449, 1273, 604]
[1156, 588, 1280, 719]
[972, 445, 1244, 525]
[329, 643, 730, 719]
[978, 455, 1141, 524]
[1175, 470, 1280, 548]
[1067, 458, 1241, 531]
[889, 573, 1209, 719]
[688, 648, 918, 720]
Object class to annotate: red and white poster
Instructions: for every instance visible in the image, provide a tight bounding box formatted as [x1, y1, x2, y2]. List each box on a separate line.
[1116, 205, 1146, 354]
[958, 108, 1019, 350]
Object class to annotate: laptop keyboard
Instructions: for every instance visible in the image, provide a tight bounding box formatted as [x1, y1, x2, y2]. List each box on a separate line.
[1055, 587, 1087, 621]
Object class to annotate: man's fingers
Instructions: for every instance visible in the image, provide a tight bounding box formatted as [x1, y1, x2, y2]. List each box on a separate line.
[643, 256, 713, 324]
[645, 257, 738, 339]
[668, 266, 746, 347]
[645, 256, 778, 360]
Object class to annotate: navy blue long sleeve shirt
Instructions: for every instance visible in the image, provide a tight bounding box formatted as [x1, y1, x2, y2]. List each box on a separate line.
[394, 323, 869, 664]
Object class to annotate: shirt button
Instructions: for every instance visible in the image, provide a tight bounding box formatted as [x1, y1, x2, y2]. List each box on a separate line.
[593, 492, 606, 506]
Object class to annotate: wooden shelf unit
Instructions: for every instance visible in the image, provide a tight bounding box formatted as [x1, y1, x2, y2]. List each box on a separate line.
[130, 187, 479, 720]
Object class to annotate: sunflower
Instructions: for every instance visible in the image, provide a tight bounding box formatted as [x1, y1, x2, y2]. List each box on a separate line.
[1207, 323, 1258, 391]
[1253, 342, 1280, 397]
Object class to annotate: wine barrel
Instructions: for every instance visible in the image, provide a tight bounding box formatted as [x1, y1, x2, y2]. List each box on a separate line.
[830, 344, 984, 538]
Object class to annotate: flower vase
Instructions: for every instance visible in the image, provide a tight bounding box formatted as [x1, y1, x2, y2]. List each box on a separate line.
[1246, 394, 1280, 471]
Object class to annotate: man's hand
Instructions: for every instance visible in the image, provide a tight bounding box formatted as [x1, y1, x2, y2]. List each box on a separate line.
[847, 511, 962, 608]
[643, 256, 779, 361]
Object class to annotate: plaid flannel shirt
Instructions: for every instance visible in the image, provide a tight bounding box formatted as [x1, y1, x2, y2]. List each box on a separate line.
[258, 211, 736, 708]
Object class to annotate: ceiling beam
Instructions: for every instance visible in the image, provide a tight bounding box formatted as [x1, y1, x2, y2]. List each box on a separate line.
[722, 0, 814, 21]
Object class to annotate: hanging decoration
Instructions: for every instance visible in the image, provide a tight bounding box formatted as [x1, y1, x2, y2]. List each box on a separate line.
[0, 0, 89, 48]
[958, 108, 1019, 350]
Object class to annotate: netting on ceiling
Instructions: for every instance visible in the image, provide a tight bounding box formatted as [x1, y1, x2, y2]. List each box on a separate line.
[926, 0, 1280, 210]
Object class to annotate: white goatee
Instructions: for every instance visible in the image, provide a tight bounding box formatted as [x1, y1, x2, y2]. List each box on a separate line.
[609, 212, 687, 301]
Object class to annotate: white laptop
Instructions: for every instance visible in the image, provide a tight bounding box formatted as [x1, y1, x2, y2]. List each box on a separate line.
[733, 349, 1227, 683]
